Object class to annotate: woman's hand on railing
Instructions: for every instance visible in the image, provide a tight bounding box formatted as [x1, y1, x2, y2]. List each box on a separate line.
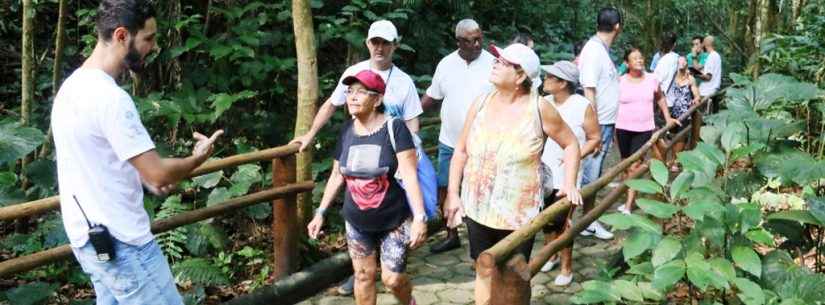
[557, 186, 583, 206]
[666, 117, 682, 127]
[409, 219, 427, 249]
[307, 214, 325, 239]
[289, 133, 314, 152]
[444, 192, 464, 228]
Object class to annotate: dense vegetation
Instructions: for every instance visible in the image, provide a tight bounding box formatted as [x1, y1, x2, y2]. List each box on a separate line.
[1, 0, 823, 304]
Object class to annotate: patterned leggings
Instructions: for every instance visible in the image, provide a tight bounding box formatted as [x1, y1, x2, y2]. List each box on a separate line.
[345, 219, 411, 273]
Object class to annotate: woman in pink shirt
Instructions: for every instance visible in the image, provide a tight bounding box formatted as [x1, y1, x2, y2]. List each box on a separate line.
[615, 48, 678, 214]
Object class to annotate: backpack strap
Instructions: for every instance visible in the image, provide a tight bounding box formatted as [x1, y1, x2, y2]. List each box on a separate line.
[387, 117, 397, 153]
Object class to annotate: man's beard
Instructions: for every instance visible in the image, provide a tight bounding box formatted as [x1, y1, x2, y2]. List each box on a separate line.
[123, 40, 145, 74]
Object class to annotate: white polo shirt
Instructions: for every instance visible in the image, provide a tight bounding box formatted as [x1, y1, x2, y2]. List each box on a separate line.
[330, 60, 423, 121]
[653, 51, 679, 106]
[579, 36, 620, 124]
[426, 50, 494, 147]
[699, 51, 722, 97]
[52, 68, 156, 248]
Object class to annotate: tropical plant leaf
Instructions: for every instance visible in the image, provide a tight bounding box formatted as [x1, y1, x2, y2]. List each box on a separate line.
[767, 210, 823, 226]
[685, 251, 715, 291]
[637, 198, 680, 219]
[0, 122, 45, 166]
[612, 280, 644, 302]
[652, 259, 685, 291]
[652, 236, 682, 267]
[192, 170, 223, 189]
[732, 246, 762, 278]
[670, 171, 693, 199]
[733, 277, 765, 305]
[3, 281, 58, 305]
[173, 258, 230, 285]
[623, 229, 659, 261]
[599, 213, 662, 234]
[649, 159, 669, 187]
[570, 280, 621, 304]
[637, 282, 664, 301]
[806, 196, 825, 225]
[625, 179, 662, 194]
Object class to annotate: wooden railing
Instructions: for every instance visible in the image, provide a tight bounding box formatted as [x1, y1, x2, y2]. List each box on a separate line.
[477, 91, 725, 304]
[0, 143, 314, 279]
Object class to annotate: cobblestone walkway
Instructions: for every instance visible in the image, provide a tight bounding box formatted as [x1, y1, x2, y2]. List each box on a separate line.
[299, 143, 624, 305]
[298, 226, 624, 305]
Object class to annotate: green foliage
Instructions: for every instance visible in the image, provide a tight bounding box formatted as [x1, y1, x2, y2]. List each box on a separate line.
[172, 258, 230, 286]
[156, 195, 189, 261]
[0, 121, 45, 166]
[2, 282, 58, 305]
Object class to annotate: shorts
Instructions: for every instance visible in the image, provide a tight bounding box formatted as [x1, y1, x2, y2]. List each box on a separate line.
[541, 190, 568, 233]
[437, 142, 454, 188]
[345, 219, 411, 273]
[71, 239, 184, 305]
[616, 129, 652, 159]
[465, 217, 536, 260]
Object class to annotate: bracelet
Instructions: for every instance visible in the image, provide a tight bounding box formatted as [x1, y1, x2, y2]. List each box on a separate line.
[315, 207, 327, 217]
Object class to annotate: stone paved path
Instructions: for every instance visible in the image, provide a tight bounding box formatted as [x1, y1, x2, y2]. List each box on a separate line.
[298, 226, 624, 305]
[299, 142, 625, 305]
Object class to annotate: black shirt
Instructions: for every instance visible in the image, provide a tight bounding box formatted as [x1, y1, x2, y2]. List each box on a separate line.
[334, 118, 415, 232]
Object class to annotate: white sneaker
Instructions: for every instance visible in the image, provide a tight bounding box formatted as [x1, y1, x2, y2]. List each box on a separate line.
[583, 221, 614, 240]
[554, 273, 574, 286]
[617, 205, 631, 215]
[540, 258, 559, 272]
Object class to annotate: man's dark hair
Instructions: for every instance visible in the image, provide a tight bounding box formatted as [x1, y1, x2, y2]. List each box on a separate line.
[96, 0, 156, 42]
[692, 35, 704, 42]
[597, 7, 622, 32]
[660, 32, 677, 52]
[573, 40, 586, 56]
[511, 32, 533, 46]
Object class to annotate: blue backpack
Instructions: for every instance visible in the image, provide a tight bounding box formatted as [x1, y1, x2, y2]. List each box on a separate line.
[387, 118, 439, 219]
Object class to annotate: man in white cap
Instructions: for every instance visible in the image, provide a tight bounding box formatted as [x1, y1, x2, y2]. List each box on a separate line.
[290, 19, 422, 296]
[291, 20, 422, 151]
[420, 18, 494, 254]
[577, 7, 623, 240]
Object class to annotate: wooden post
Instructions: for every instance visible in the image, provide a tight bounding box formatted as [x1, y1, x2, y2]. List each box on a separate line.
[272, 155, 298, 279]
[489, 254, 531, 305]
[690, 109, 702, 149]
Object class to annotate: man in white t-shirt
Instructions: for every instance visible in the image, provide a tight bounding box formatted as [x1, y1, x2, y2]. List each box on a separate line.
[290, 20, 423, 151]
[699, 36, 723, 113]
[290, 19, 422, 296]
[577, 7, 623, 240]
[653, 32, 679, 107]
[51, 1, 222, 304]
[420, 19, 494, 254]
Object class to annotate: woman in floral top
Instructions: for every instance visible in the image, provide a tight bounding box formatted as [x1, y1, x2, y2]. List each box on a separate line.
[444, 43, 583, 305]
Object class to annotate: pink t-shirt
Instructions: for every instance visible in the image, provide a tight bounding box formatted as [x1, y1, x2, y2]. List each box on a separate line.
[616, 72, 659, 132]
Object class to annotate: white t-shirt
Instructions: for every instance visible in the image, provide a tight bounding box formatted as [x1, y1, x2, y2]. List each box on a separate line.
[579, 36, 620, 124]
[541, 95, 590, 189]
[653, 51, 679, 107]
[330, 60, 423, 121]
[426, 50, 494, 147]
[699, 51, 722, 97]
[52, 68, 156, 248]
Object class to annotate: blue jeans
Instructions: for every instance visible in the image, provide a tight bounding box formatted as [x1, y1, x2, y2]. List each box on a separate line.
[72, 238, 183, 305]
[437, 142, 454, 188]
[581, 124, 615, 186]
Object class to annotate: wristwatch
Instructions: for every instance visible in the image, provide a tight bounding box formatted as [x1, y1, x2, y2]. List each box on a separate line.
[413, 213, 427, 223]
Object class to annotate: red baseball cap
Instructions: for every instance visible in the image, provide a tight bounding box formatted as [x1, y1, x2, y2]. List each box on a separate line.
[342, 70, 386, 94]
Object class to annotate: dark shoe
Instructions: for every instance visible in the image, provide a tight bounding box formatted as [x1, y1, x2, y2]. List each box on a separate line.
[337, 275, 354, 295]
[430, 231, 460, 254]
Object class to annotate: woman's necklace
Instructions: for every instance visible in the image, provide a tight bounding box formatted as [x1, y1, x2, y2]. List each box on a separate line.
[355, 115, 385, 136]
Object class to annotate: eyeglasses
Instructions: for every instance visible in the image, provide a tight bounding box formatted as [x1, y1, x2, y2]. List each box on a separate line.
[345, 87, 379, 97]
[457, 37, 482, 46]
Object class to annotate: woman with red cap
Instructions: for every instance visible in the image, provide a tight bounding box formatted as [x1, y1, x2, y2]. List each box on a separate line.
[307, 70, 427, 305]
[444, 44, 583, 304]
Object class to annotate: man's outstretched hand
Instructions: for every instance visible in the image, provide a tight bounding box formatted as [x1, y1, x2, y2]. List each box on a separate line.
[193, 130, 224, 160]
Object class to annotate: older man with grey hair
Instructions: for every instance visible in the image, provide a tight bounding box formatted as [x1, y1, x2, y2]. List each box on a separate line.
[421, 18, 495, 254]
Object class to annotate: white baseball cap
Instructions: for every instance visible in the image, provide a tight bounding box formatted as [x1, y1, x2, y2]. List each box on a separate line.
[489, 43, 541, 82]
[367, 20, 398, 42]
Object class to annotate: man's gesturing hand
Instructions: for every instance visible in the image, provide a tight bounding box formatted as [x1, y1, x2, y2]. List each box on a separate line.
[192, 130, 224, 159]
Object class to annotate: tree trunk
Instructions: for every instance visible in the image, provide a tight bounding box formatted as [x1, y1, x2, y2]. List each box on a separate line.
[292, 0, 320, 227]
[38, 0, 68, 159]
[20, 0, 35, 193]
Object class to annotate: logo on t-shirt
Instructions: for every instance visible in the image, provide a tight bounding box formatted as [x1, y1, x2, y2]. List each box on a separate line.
[341, 144, 391, 211]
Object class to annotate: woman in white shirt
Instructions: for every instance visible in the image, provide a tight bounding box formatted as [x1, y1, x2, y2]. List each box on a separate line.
[537, 61, 601, 286]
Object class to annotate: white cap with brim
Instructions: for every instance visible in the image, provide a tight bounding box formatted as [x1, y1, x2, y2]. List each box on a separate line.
[489, 43, 541, 84]
[540, 61, 580, 86]
[367, 20, 398, 42]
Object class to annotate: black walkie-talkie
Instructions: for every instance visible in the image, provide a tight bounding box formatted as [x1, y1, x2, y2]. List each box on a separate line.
[72, 195, 116, 262]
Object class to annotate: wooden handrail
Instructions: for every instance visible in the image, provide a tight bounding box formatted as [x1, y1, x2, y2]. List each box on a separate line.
[0, 144, 301, 221]
[479, 89, 725, 266]
[0, 181, 314, 278]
